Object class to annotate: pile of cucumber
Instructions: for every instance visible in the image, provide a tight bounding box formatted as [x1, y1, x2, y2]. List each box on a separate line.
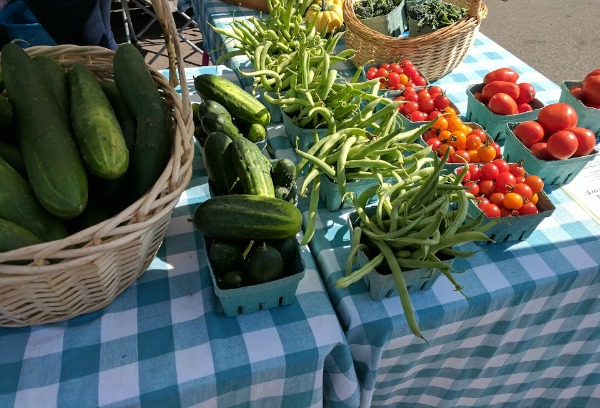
[192, 74, 304, 289]
[0, 43, 171, 252]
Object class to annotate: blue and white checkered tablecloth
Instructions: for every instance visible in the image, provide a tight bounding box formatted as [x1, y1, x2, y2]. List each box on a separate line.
[190, 4, 600, 405]
[0, 66, 361, 408]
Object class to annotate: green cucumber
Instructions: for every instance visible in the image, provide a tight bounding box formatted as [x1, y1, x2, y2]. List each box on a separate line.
[201, 111, 243, 140]
[203, 131, 242, 196]
[0, 217, 43, 252]
[197, 99, 232, 121]
[246, 123, 267, 143]
[69, 63, 129, 180]
[101, 81, 136, 152]
[209, 239, 244, 275]
[194, 74, 270, 126]
[193, 194, 302, 241]
[231, 137, 275, 197]
[0, 95, 14, 136]
[1, 43, 88, 219]
[33, 55, 69, 123]
[0, 156, 68, 241]
[113, 43, 171, 199]
[246, 242, 284, 284]
[272, 158, 297, 190]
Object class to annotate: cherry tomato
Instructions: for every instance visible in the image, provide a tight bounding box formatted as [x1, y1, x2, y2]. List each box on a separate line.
[488, 93, 518, 115]
[389, 63, 402, 74]
[483, 67, 519, 84]
[403, 101, 420, 114]
[464, 181, 479, 195]
[403, 64, 418, 78]
[480, 162, 499, 180]
[398, 73, 410, 86]
[477, 144, 497, 163]
[409, 111, 428, 122]
[513, 120, 545, 148]
[449, 131, 467, 149]
[512, 183, 533, 200]
[467, 150, 480, 163]
[480, 203, 501, 218]
[387, 72, 401, 90]
[488, 192, 505, 206]
[547, 130, 578, 160]
[518, 103, 533, 113]
[436, 144, 455, 157]
[366, 66, 378, 80]
[434, 95, 451, 110]
[428, 111, 443, 121]
[404, 90, 419, 102]
[518, 202, 539, 215]
[379, 63, 390, 70]
[503, 192, 524, 210]
[431, 115, 448, 131]
[400, 59, 413, 68]
[465, 133, 483, 150]
[530, 193, 539, 205]
[419, 98, 435, 113]
[428, 86, 443, 95]
[491, 142, 502, 159]
[530, 142, 553, 161]
[499, 205, 514, 217]
[508, 162, 526, 178]
[524, 175, 544, 193]
[492, 159, 510, 174]
[564, 127, 596, 157]
[496, 172, 517, 194]
[516, 82, 536, 104]
[537, 103, 578, 136]
[571, 87, 583, 100]
[476, 197, 490, 209]
[412, 75, 427, 86]
[477, 179, 496, 197]
[452, 149, 471, 164]
[426, 137, 442, 150]
[422, 129, 438, 142]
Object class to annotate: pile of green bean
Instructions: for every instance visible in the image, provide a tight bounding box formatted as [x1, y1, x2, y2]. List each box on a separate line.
[297, 109, 433, 245]
[336, 153, 499, 341]
[213, 0, 351, 96]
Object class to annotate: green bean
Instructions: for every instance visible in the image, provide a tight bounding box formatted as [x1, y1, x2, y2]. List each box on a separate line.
[239, 69, 282, 90]
[437, 247, 480, 259]
[294, 148, 336, 178]
[301, 176, 321, 245]
[336, 135, 357, 197]
[299, 166, 321, 197]
[321, 69, 337, 101]
[336, 252, 384, 288]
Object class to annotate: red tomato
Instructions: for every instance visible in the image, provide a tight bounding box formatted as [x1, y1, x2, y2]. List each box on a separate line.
[387, 72, 401, 89]
[452, 150, 471, 164]
[468, 163, 481, 180]
[564, 127, 596, 157]
[492, 159, 510, 174]
[512, 183, 533, 201]
[409, 111, 428, 122]
[491, 142, 502, 159]
[581, 69, 600, 105]
[403, 101, 420, 114]
[482, 81, 521, 101]
[404, 90, 419, 102]
[375, 67, 389, 79]
[496, 172, 517, 194]
[518, 103, 533, 113]
[422, 129, 438, 142]
[488, 93, 518, 115]
[403, 64, 418, 78]
[489, 192, 505, 206]
[530, 142, 553, 161]
[474, 92, 486, 103]
[483, 68, 520, 84]
[476, 197, 491, 208]
[518, 202, 539, 215]
[513, 120, 545, 147]
[571, 87, 583, 100]
[524, 175, 544, 193]
[547, 130, 579, 160]
[508, 162, 526, 178]
[464, 181, 479, 195]
[419, 98, 435, 113]
[478, 179, 496, 197]
[480, 162, 499, 180]
[389, 63, 402, 74]
[379, 63, 390, 70]
[429, 86, 443, 95]
[428, 111, 443, 121]
[412, 75, 427, 86]
[426, 138, 443, 150]
[366, 67, 378, 80]
[537, 103, 578, 135]
[434, 94, 451, 111]
[515, 83, 536, 104]
[480, 203, 501, 218]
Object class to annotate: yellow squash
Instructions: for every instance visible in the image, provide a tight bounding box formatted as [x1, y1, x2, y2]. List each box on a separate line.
[305, 0, 344, 33]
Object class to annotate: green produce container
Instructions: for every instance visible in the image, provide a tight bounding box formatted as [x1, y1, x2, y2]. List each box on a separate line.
[204, 235, 306, 317]
[359, 1, 408, 37]
[466, 187, 555, 244]
[502, 122, 599, 185]
[282, 109, 329, 152]
[347, 210, 451, 300]
[465, 83, 545, 142]
[319, 174, 381, 212]
[559, 81, 600, 137]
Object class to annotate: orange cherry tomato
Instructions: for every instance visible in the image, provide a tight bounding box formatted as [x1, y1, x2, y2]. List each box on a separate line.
[467, 149, 479, 163]
[529, 193, 539, 205]
[449, 131, 467, 149]
[503, 192, 524, 210]
[477, 145, 497, 162]
[438, 130, 452, 144]
[466, 133, 483, 150]
[431, 116, 449, 132]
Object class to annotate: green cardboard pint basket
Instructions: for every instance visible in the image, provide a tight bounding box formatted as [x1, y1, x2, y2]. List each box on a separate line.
[559, 81, 600, 137]
[282, 109, 329, 152]
[257, 89, 283, 124]
[348, 210, 451, 300]
[319, 174, 381, 212]
[465, 83, 544, 142]
[502, 122, 599, 185]
[466, 188, 555, 244]
[204, 236, 306, 317]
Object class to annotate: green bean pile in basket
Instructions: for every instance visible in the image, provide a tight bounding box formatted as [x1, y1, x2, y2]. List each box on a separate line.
[337, 152, 500, 341]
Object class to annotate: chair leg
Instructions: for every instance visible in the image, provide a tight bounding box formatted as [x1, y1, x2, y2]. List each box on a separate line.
[120, 0, 137, 43]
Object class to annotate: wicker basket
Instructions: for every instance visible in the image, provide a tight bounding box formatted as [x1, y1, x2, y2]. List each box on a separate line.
[0, 0, 194, 327]
[343, 0, 488, 81]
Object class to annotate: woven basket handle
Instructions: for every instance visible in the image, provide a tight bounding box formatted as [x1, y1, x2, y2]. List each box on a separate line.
[467, 0, 484, 19]
[150, 0, 191, 118]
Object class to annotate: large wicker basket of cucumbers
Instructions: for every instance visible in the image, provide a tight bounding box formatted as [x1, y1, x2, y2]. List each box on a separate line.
[0, 0, 194, 326]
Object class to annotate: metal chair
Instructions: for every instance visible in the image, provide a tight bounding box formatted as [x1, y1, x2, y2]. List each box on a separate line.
[119, 0, 204, 64]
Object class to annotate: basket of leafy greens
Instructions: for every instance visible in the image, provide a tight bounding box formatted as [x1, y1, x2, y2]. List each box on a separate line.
[353, 0, 408, 36]
[407, 0, 466, 36]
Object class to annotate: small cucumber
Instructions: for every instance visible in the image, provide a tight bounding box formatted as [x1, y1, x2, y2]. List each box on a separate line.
[69, 63, 129, 180]
[203, 131, 242, 196]
[231, 137, 275, 197]
[201, 111, 243, 140]
[272, 158, 297, 190]
[246, 242, 284, 284]
[0, 141, 26, 178]
[1, 43, 88, 219]
[100, 81, 136, 152]
[198, 100, 232, 121]
[246, 123, 267, 143]
[114, 44, 171, 199]
[209, 239, 244, 275]
[0, 217, 43, 252]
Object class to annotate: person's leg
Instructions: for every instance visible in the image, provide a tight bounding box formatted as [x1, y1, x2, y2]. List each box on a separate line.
[23, 0, 117, 49]
[98, 0, 118, 50]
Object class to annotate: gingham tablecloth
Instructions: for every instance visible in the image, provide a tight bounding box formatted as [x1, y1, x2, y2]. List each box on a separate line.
[0, 66, 361, 408]
[192, 4, 600, 405]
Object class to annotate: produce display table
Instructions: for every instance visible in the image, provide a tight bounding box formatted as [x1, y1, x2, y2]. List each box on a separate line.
[0, 65, 361, 408]
[191, 1, 600, 406]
